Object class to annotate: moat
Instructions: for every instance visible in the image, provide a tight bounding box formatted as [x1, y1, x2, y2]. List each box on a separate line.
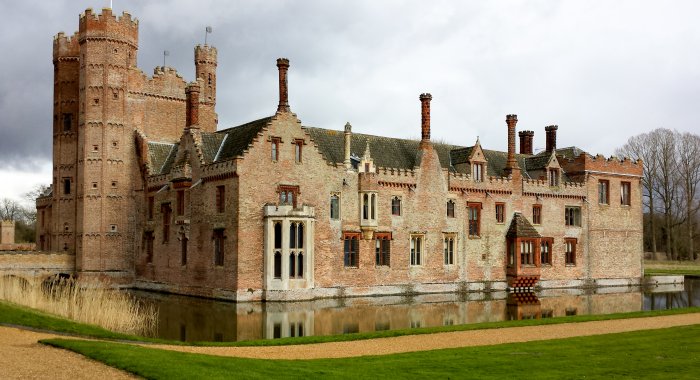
[130, 277, 698, 342]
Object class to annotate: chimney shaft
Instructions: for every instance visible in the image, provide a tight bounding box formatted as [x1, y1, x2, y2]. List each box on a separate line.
[186, 82, 200, 128]
[344, 122, 352, 169]
[545, 125, 558, 153]
[419, 93, 432, 146]
[518, 130, 534, 155]
[504, 114, 519, 174]
[276, 58, 290, 112]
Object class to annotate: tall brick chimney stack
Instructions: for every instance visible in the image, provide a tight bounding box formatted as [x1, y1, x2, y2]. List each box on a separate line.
[518, 130, 534, 155]
[504, 114, 519, 175]
[186, 82, 200, 129]
[419, 93, 432, 147]
[276, 58, 290, 112]
[545, 125, 558, 153]
[344, 122, 352, 169]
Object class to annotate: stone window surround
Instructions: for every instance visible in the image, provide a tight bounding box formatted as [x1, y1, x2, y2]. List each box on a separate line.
[263, 205, 315, 291]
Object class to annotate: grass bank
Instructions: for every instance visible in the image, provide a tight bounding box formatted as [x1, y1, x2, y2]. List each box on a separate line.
[0, 276, 157, 336]
[43, 324, 700, 379]
[645, 260, 700, 276]
[2, 299, 699, 346]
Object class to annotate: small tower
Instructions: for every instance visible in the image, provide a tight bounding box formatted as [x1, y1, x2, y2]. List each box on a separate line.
[194, 45, 218, 131]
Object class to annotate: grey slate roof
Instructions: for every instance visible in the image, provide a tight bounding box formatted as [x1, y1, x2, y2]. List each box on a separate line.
[148, 142, 178, 175]
[211, 117, 273, 162]
[506, 213, 542, 239]
[305, 127, 461, 169]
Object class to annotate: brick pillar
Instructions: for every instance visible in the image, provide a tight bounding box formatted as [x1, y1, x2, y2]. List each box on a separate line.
[276, 58, 290, 112]
[344, 122, 352, 169]
[186, 82, 200, 128]
[419, 93, 432, 147]
[519, 130, 534, 155]
[504, 114, 519, 175]
[545, 125, 558, 153]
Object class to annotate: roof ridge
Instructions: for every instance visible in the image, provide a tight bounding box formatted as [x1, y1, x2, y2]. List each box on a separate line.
[215, 115, 274, 135]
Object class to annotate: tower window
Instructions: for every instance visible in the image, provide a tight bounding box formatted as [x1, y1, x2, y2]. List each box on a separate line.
[62, 113, 72, 132]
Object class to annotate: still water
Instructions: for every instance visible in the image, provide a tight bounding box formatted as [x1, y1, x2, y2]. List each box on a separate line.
[130, 277, 698, 342]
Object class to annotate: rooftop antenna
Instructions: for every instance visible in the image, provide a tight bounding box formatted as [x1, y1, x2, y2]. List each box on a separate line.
[110, 0, 113, 9]
[205, 26, 212, 45]
[163, 50, 169, 68]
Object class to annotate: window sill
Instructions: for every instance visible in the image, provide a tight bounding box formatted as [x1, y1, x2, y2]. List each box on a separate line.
[541, 263, 552, 267]
[468, 235, 481, 239]
[565, 264, 577, 267]
[344, 266, 359, 269]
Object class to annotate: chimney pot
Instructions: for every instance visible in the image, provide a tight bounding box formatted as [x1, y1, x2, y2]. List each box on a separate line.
[276, 58, 290, 112]
[344, 122, 352, 169]
[504, 114, 519, 174]
[419, 93, 432, 146]
[185, 82, 200, 128]
[518, 130, 534, 155]
[545, 125, 558, 153]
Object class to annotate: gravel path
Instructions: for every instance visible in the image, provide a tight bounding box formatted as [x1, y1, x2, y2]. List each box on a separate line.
[0, 313, 698, 379]
[0, 326, 137, 380]
[148, 313, 700, 359]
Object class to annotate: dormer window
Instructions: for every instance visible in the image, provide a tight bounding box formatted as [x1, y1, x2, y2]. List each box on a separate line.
[472, 163, 484, 182]
[548, 168, 559, 186]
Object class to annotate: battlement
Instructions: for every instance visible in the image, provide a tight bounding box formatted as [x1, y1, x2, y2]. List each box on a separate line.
[195, 45, 218, 64]
[79, 8, 138, 47]
[561, 152, 643, 177]
[53, 31, 80, 59]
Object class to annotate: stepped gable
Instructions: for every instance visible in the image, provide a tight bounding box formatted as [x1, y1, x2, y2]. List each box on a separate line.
[305, 127, 459, 169]
[147, 142, 178, 175]
[506, 212, 541, 239]
[207, 116, 274, 162]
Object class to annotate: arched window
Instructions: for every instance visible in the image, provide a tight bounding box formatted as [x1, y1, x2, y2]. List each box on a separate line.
[391, 197, 401, 216]
[289, 223, 297, 248]
[297, 253, 304, 277]
[363, 193, 369, 219]
[330, 194, 340, 220]
[274, 222, 282, 249]
[371, 194, 376, 220]
[287, 191, 294, 206]
[280, 192, 287, 204]
[447, 200, 455, 218]
[289, 253, 296, 277]
[298, 223, 304, 249]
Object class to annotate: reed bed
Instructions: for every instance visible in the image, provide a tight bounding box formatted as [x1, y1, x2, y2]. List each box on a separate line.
[0, 275, 157, 336]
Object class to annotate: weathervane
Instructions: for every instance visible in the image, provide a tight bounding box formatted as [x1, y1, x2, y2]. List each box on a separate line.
[205, 26, 212, 45]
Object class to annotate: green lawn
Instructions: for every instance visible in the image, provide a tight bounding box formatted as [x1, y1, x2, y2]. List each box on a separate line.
[42, 324, 700, 379]
[645, 268, 700, 276]
[2, 300, 699, 347]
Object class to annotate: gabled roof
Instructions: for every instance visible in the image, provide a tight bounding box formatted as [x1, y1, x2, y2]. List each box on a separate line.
[556, 146, 586, 160]
[305, 127, 460, 169]
[506, 212, 541, 239]
[147, 142, 178, 175]
[524, 152, 553, 172]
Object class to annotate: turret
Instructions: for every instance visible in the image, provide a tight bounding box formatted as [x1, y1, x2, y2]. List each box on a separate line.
[195, 45, 217, 105]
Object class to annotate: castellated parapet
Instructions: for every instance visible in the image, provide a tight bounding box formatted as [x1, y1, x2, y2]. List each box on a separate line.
[53, 32, 80, 60]
[79, 8, 138, 48]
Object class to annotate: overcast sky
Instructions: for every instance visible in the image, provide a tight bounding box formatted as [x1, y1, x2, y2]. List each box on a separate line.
[1, 0, 699, 205]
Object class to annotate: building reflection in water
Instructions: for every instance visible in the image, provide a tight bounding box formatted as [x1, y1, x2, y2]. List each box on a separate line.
[130, 278, 697, 342]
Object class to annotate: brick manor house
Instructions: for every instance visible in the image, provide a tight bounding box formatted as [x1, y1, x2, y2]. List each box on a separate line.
[36, 8, 643, 301]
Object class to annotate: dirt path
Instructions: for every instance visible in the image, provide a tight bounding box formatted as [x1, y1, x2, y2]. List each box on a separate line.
[147, 313, 700, 359]
[0, 326, 137, 380]
[0, 313, 698, 379]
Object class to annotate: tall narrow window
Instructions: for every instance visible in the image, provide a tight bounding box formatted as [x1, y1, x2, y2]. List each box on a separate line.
[288, 222, 304, 278]
[391, 196, 401, 216]
[621, 181, 631, 206]
[177, 190, 185, 216]
[330, 194, 340, 220]
[540, 238, 552, 265]
[271, 137, 280, 161]
[162, 203, 172, 243]
[371, 194, 376, 220]
[598, 180, 609, 204]
[181, 235, 188, 266]
[274, 252, 282, 279]
[548, 168, 559, 186]
[63, 178, 71, 195]
[147, 196, 154, 220]
[375, 233, 391, 266]
[495, 203, 505, 224]
[273, 221, 282, 278]
[520, 240, 534, 265]
[216, 185, 226, 213]
[472, 163, 484, 182]
[444, 235, 455, 265]
[532, 204, 542, 225]
[213, 229, 225, 266]
[508, 240, 515, 267]
[62, 113, 72, 132]
[343, 233, 360, 267]
[565, 238, 577, 265]
[565, 206, 581, 227]
[144, 231, 154, 263]
[294, 140, 303, 163]
[410, 235, 423, 266]
[362, 193, 369, 220]
[468, 203, 481, 237]
[446, 200, 455, 218]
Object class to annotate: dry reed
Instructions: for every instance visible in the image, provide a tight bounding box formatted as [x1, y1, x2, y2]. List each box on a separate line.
[0, 275, 157, 336]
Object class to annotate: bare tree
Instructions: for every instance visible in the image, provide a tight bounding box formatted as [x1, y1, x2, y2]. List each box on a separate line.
[0, 198, 25, 222]
[676, 132, 700, 260]
[616, 131, 660, 254]
[652, 129, 680, 259]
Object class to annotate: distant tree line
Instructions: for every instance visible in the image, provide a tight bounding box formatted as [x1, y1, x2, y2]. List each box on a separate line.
[616, 129, 700, 260]
[0, 185, 49, 244]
